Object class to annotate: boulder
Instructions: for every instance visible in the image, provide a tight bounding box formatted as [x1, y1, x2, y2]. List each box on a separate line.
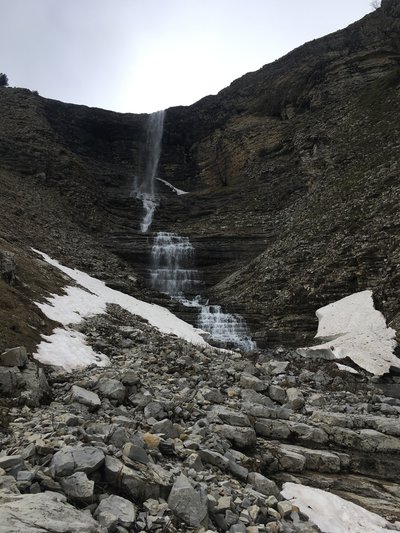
[0, 490, 102, 532]
[69, 385, 101, 409]
[50, 446, 105, 477]
[247, 472, 279, 498]
[97, 378, 126, 403]
[60, 472, 94, 503]
[215, 425, 257, 450]
[168, 474, 208, 527]
[0, 347, 28, 368]
[94, 495, 136, 530]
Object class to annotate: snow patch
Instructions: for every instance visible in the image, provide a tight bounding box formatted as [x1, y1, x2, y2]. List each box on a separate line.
[299, 290, 399, 376]
[37, 329, 110, 371]
[281, 482, 397, 533]
[156, 178, 188, 195]
[33, 249, 208, 370]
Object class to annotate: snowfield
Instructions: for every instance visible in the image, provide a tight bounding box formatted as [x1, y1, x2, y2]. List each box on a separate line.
[298, 290, 399, 376]
[281, 482, 397, 533]
[32, 249, 207, 370]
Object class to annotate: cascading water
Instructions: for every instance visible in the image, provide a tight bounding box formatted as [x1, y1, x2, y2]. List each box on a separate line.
[135, 110, 255, 350]
[133, 110, 165, 233]
[150, 232, 201, 297]
[150, 231, 256, 351]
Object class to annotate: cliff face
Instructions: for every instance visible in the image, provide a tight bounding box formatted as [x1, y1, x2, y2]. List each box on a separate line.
[0, 1, 400, 349]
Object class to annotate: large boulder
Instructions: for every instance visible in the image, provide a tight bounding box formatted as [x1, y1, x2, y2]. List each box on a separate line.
[50, 446, 105, 477]
[0, 490, 103, 532]
[94, 495, 136, 530]
[168, 474, 208, 527]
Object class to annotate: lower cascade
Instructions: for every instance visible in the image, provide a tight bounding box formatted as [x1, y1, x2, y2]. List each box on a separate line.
[150, 231, 256, 351]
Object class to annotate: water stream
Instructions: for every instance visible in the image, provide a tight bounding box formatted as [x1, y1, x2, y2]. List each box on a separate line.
[134, 110, 255, 350]
[133, 110, 165, 233]
[150, 232, 256, 351]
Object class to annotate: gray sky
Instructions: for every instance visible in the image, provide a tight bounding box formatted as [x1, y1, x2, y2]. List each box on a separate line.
[1, 0, 375, 114]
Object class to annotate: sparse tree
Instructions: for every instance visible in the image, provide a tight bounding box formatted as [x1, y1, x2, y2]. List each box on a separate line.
[370, 0, 381, 10]
[0, 73, 8, 87]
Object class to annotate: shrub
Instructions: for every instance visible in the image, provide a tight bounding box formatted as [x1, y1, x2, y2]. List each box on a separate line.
[0, 73, 8, 87]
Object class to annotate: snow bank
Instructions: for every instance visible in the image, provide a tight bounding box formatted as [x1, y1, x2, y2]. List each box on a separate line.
[299, 290, 399, 375]
[33, 249, 207, 370]
[281, 482, 396, 533]
[156, 177, 188, 195]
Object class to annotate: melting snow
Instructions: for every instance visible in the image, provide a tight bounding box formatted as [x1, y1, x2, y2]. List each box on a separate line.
[33, 249, 207, 370]
[281, 482, 397, 533]
[299, 290, 399, 376]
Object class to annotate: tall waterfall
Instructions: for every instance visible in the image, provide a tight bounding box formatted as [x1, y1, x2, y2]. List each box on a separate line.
[150, 231, 256, 351]
[134, 110, 165, 233]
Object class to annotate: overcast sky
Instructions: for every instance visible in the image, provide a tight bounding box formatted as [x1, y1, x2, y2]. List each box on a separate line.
[1, 0, 375, 114]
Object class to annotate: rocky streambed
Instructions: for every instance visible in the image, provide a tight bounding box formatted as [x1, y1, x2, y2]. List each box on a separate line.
[1, 304, 400, 532]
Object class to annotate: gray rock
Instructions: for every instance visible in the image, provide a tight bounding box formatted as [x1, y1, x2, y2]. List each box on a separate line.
[247, 472, 279, 498]
[168, 474, 208, 527]
[70, 385, 101, 409]
[152, 418, 180, 438]
[95, 495, 136, 529]
[122, 442, 149, 464]
[184, 453, 204, 471]
[208, 406, 251, 427]
[285, 388, 305, 411]
[216, 425, 257, 450]
[0, 347, 28, 368]
[0, 367, 23, 396]
[203, 388, 224, 404]
[144, 401, 166, 420]
[268, 385, 287, 404]
[255, 419, 290, 439]
[277, 500, 293, 517]
[0, 490, 102, 532]
[98, 378, 126, 403]
[0, 455, 23, 470]
[0, 250, 16, 285]
[104, 455, 171, 502]
[239, 374, 268, 391]
[199, 449, 230, 470]
[51, 446, 105, 477]
[60, 471, 94, 502]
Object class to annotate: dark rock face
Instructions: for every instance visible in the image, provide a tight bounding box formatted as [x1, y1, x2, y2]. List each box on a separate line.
[0, 6, 400, 348]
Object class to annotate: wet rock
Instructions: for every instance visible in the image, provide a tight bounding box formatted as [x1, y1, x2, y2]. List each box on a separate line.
[168, 474, 208, 527]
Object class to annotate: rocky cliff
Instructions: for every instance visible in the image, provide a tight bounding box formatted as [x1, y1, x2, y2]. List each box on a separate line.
[0, 1, 400, 349]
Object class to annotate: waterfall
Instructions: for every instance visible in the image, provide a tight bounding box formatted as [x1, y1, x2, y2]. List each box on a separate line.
[150, 232, 200, 297]
[150, 231, 256, 351]
[134, 110, 165, 233]
[199, 304, 256, 352]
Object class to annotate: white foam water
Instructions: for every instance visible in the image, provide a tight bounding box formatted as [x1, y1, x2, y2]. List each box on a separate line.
[150, 232, 200, 297]
[150, 231, 256, 351]
[133, 110, 165, 233]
